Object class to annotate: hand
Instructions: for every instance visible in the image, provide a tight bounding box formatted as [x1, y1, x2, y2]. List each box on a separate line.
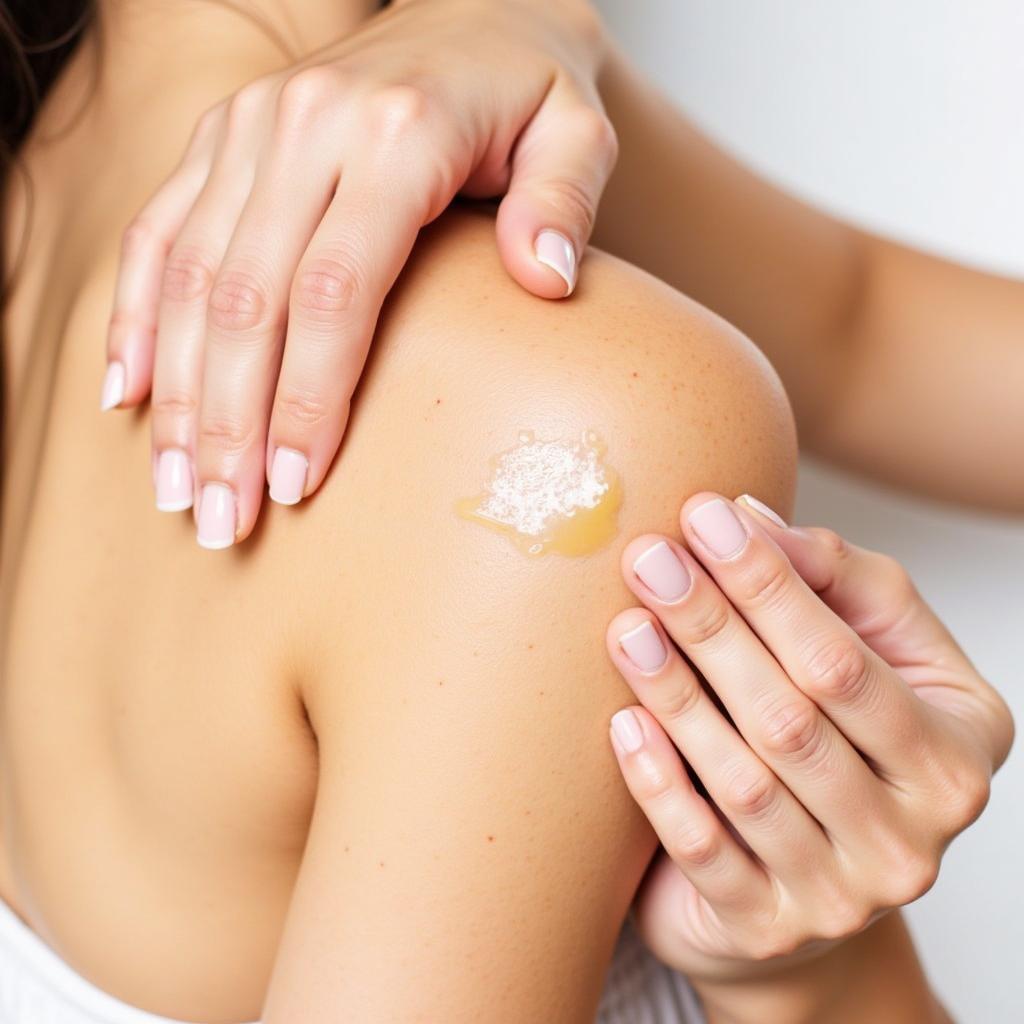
[102, 0, 614, 547]
[605, 493, 1013, 990]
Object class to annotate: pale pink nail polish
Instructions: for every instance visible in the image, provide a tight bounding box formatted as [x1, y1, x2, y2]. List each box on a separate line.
[197, 483, 236, 550]
[100, 361, 126, 411]
[633, 541, 691, 602]
[155, 449, 193, 512]
[618, 621, 667, 673]
[269, 447, 308, 506]
[534, 229, 577, 296]
[688, 498, 748, 559]
[611, 709, 644, 753]
[737, 494, 787, 528]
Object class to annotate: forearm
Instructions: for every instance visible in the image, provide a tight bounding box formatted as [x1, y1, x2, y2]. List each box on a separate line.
[692, 914, 949, 1024]
[594, 45, 1024, 512]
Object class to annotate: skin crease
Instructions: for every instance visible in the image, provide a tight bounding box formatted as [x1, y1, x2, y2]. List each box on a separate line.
[0, 3, 796, 1021]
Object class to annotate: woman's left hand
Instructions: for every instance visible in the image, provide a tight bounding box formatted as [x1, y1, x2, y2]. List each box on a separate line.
[606, 492, 1014, 986]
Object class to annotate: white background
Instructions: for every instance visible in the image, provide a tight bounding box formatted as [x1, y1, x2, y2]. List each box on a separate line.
[597, 2, 1024, 1020]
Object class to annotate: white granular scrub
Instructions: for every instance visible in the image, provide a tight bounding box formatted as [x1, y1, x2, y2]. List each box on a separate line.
[476, 438, 610, 537]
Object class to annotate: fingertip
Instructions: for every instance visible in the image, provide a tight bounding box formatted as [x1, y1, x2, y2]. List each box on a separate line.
[735, 494, 788, 529]
[494, 194, 583, 300]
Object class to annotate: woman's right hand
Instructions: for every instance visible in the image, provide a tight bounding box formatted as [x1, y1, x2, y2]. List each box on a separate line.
[103, 0, 615, 548]
[606, 495, 1013, 1009]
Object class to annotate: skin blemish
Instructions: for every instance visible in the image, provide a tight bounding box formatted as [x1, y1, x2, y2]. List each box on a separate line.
[456, 430, 622, 557]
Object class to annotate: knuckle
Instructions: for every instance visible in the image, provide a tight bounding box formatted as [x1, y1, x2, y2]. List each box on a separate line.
[678, 597, 732, 651]
[275, 388, 332, 429]
[162, 246, 215, 304]
[759, 698, 825, 764]
[665, 825, 720, 869]
[277, 66, 339, 129]
[291, 255, 363, 319]
[365, 83, 432, 141]
[151, 390, 199, 420]
[121, 218, 157, 259]
[541, 174, 598, 233]
[888, 850, 940, 906]
[817, 898, 872, 941]
[225, 79, 274, 136]
[192, 103, 223, 143]
[945, 769, 991, 831]
[735, 554, 793, 611]
[874, 552, 918, 606]
[803, 636, 872, 703]
[722, 765, 779, 819]
[197, 413, 256, 457]
[569, 106, 619, 165]
[208, 266, 275, 334]
[656, 673, 703, 724]
[809, 526, 850, 560]
[746, 931, 798, 963]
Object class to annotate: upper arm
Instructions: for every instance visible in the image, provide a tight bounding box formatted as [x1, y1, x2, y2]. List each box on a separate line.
[262, 211, 796, 1022]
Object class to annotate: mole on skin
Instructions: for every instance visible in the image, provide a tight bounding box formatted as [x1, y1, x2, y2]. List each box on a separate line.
[457, 430, 622, 556]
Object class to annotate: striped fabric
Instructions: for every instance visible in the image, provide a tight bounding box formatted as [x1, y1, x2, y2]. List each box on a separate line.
[597, 916, 705, 1024]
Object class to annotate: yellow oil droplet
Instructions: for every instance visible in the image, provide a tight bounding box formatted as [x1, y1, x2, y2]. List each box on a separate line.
[456, 431, 622, 557]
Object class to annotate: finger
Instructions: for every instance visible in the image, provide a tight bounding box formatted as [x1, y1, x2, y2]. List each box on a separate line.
[679, 494, 941, 778]
[735, 495, 962, 663]
[620, 536, 885, 843]
[495, 83, 617, 299]
[736, 494, 1014, 775]
[150, 158, 253, 512]
[104, 146, 211, 411]
[607, 608, 830, 883]
[608, 701, 771, 921]
[192, 145, 338, 545]
[264, 168, 430, 508]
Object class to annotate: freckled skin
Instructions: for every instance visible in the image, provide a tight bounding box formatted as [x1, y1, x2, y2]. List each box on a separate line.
[1, 76, 796, 1024]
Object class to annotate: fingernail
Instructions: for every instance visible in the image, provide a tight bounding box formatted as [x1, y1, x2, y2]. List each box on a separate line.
[269, 447, 308, 506]
[100, 361, 126, 411]
[618, 621, 667, 673]
[688, 498, 748, 559]
[737, 494, 787, 528]
[534, 229, 577, 296]
[155, 449, 193, 512]
[197, 483, 236, 550]
[633, 541, 691, 602]
[611, 709, 644, 753]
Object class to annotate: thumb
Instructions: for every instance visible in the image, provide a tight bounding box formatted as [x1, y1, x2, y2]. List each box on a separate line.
[494, 83, 617, 299]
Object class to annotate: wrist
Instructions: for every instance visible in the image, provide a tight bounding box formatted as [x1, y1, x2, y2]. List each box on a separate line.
[692, 914, 947, 1024]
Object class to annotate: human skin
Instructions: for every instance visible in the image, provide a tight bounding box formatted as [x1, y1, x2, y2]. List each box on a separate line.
[0, 2, 796, 1019]
[594, 44, 1024, 513]
[106, 4, 1024, 524]
[606, 494, 1010, 1023]
[100, 0, 615, 545]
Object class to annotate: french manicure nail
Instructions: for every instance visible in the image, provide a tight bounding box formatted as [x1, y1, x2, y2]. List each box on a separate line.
[737, 494, 787, 528]
[618, 621, 667, 673]
[269, 447, 308, 506]
[688, 498, 748, 559]
[534, 229, 577, 296]
[197, 483, 236, 550]
[633, 540, 691, 602]
[155, 449, 193, 512]
[611, 709, 644, 753]
[100, 361, 126, 411]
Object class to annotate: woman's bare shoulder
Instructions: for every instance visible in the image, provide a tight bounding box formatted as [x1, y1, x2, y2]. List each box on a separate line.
[261, 207, 796, 1020]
